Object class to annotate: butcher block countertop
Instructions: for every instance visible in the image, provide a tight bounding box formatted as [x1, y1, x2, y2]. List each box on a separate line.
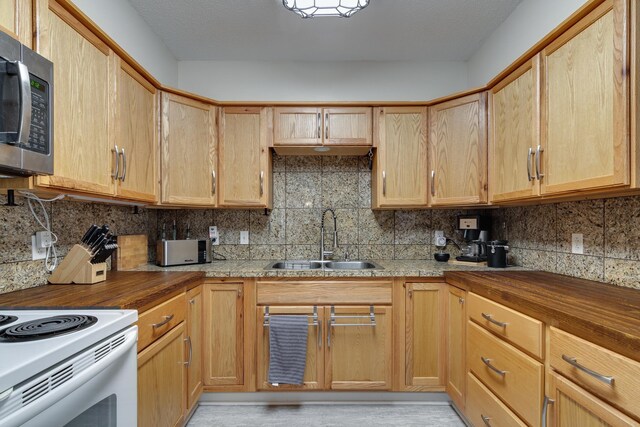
[0, 271, 204, 313]
[445, 271, 640, 363]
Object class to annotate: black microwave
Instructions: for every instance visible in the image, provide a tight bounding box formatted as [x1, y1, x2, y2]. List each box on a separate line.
[0, 30, 53, 177]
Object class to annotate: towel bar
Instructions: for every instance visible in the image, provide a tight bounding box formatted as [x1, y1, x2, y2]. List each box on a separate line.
[263, 305, 319, 327]
[329, 305, 376, 327]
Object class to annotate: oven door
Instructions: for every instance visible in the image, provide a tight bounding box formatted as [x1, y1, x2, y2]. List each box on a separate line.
[1, 326, 138, 427]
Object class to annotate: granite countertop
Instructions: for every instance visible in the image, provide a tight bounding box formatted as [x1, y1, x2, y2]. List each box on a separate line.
[133, 259, 527, 278]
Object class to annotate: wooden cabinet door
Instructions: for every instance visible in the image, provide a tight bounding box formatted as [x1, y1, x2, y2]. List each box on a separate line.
[547, 372, 638, 427]
[219, 107, 272, 208]
[273, 107, 321, 146]
[429, 93, 488, 206]
[0, 0, 31, 46]
[447, 286, 466, 410]
[372, 107, 428, 208]
[138, 323, 187, 427]
[405, 283, 446, 388]
[34, 1, 117, 196]
[203, 283, 244, 386]
[541, 0, 629, 195]
[161, 93, 216, 206]
[186, 286, 203, 413]
[116, 59, 157, 203]
[490, 56, 541, 202]
[256, 306, 325, 390]
[325, 305, 392, 390]
[324, 107, 372, 146]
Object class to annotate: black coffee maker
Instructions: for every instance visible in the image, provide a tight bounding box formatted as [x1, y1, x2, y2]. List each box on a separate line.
[455, 214, 491, 262]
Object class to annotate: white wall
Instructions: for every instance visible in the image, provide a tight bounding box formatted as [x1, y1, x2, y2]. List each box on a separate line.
[467, 0, 588, 87]
[73, 0, 178, 86]
[178, 60, 468, 102]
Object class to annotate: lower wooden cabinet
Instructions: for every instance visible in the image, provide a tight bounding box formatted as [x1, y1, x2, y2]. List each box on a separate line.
[546, 372, 638, 427]
[137, 323, 187, 427]
[203, 282, 245, 387]
[256, 305, 392, 391]
[466, 372, 527, 427]
[186, 286, 203, 413]
[446, 286, 466, 410]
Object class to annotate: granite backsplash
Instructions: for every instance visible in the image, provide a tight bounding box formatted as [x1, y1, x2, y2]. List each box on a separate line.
[1, 155, 639, 293]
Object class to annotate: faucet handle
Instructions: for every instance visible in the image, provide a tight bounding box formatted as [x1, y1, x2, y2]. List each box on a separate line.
[344, 246, 351, 261]
[323, 250, 334, 260]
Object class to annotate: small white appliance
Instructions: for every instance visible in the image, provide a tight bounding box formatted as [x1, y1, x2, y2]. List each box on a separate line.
[0, 309, 138, 427]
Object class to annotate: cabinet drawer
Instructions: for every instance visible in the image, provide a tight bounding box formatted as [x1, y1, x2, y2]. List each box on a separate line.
[468, 321, 543, 426]
[138, 293, 186, 352]
[468, 292, 543, 359]
[550, 327, 640, 421]
[466, 372, 527, 427]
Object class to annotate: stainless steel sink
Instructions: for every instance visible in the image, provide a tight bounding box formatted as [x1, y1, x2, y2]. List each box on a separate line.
[323, 261, 380, 270]
[265, 260, 382, 270]
[266, 260, 323, 270]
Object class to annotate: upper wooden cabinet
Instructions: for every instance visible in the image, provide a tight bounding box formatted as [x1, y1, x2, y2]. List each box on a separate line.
[490, 56, 541, 203]
[116, 59, 157, 203]
[33, 1, 117, 196]
[160, 93, 217, 206]
[218, 107, 272, 208]
[428, 93, 488, 206]
[0, 0, 31, 46]
[372, 106, 428, 208]
[273, 107, 372, 155]
[540, 0, 629, 195]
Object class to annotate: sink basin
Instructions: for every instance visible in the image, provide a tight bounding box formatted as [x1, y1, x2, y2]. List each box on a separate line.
[266, 260, 323, 270]
[265, 260, 382, 270]
[324, 261, 380, 270]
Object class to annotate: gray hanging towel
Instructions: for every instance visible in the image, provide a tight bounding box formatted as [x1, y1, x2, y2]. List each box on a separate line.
[268, 315, 309, 385]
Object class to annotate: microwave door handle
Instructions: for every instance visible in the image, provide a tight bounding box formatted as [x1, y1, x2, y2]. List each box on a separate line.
[16, 62, 32, 145]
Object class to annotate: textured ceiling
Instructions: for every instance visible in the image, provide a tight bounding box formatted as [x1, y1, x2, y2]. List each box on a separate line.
[128, 0, 523, 62]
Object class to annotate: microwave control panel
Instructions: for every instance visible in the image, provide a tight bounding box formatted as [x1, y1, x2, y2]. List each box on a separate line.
[24, 74, 49, 155]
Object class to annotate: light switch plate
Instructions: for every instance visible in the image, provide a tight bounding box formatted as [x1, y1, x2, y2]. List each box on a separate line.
[240, 231, 249, 245]
[32, 235, 46, 260]
[571, 233, 584, 254]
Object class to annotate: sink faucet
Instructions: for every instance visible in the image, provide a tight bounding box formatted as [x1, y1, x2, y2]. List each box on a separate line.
[320, 208, 338, 261]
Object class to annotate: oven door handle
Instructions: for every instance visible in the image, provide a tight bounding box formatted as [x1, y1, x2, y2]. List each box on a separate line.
[2, 326, 138, 427]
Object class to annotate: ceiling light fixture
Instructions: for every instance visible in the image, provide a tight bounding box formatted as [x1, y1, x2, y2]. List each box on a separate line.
[282, 0, 370, 18]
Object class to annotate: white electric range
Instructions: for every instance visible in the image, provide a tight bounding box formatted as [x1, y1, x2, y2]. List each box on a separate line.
[0, 309, 138, 427]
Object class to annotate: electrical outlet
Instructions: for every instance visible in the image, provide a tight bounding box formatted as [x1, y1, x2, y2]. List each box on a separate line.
[31, 235, 46, 260]
[434, 230, 445, 246]
[209, 226, 219, 246]
[571, 233, 584, 254]
[36, 231, 52, 248]
[240, 231, 249, 245]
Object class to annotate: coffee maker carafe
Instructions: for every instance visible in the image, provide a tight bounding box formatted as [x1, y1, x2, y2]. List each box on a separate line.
[455, 214, 490, 262]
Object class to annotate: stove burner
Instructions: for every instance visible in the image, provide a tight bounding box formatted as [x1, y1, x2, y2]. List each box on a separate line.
[0, 315, 98, 342]
[0, 315, 18, 327]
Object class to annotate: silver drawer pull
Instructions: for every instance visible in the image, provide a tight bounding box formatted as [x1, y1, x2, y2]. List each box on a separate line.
[183, 336, 193, 366]
[151, 314, 174, 328]
[481, 415, 492, 427]
[561, 354, 614, 385]
[481, 356, 507, 376]
[481, 313, 508, 328]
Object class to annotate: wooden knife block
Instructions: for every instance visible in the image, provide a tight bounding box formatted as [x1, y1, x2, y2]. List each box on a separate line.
[49, 244, 107, 285]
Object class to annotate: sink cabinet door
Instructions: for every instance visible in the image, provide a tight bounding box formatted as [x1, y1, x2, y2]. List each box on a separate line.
[256, 306, 325, 390]
[325, 305, 392, 390]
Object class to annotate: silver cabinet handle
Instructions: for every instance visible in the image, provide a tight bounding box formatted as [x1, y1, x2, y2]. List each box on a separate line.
[481, 356, 507, 376]
[325, 112, 329, 138]
[481, 415, 492, 427]
[120, 148, 127, 182]
[459, 297, 465, 304]
[317, 112, 321, 138]
[431, 170, 436, 196]
[542, 396, 555, 427]
[327, 319, 331, 348]
[481, 313, 508, 328]
[183, 336, 193, 366]
[382, 171, 386, 196]
[259, 171, 264, 196]
[527, 147, 533, 182]
[112, 145, 120, 180]
[189, 298, 195, 305]
[561, 354, 614, 385]
[151, 314, 174, 328]
[317, 320, 322, 349]
[211, 171, 216, 195]
[535, 145, 544, 179]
